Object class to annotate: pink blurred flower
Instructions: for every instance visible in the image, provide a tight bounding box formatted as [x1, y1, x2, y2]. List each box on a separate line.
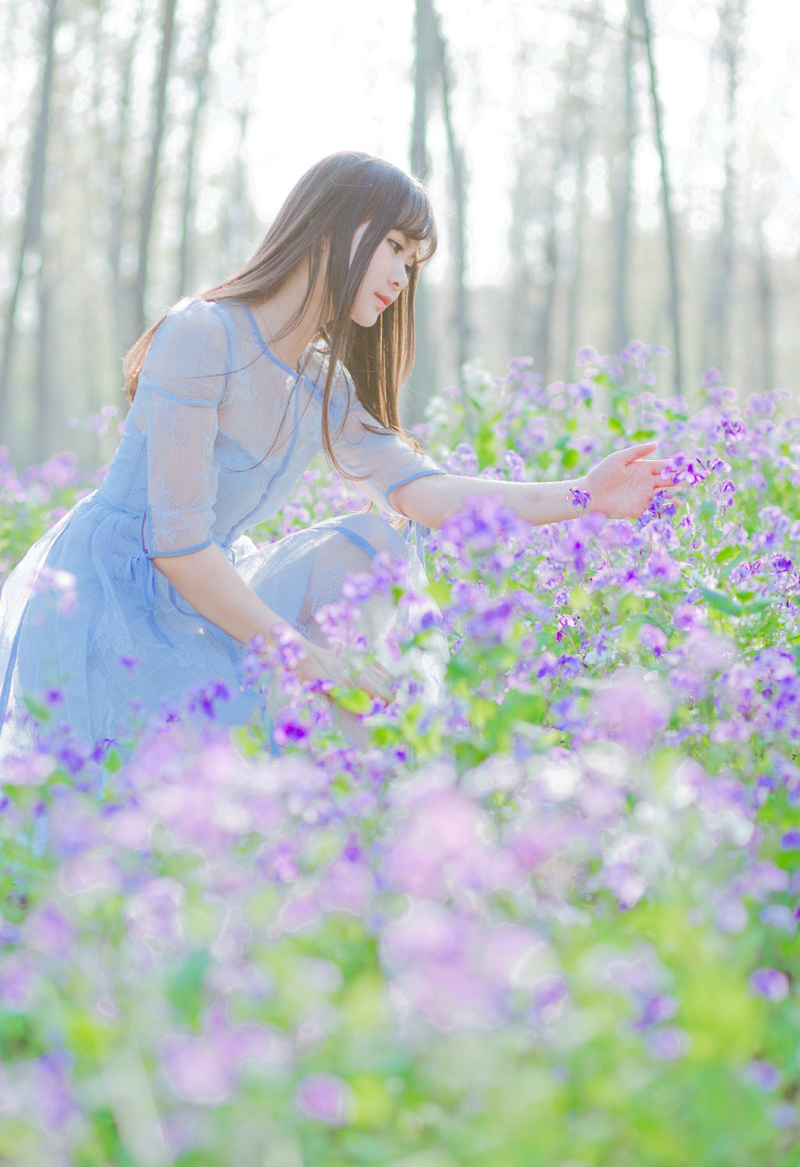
[294, 1073, 351, 1126]
[590, 669, 670, 753]
[23, 900, 75, 960]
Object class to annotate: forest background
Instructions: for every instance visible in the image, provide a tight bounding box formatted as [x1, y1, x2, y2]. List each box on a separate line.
[1, 0, 798, 469]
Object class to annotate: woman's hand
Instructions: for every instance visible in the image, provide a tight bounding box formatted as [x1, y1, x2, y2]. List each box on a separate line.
[580, 441, 680, 520]
[254, 625, 391, 705]
[292, 638, 392, 706]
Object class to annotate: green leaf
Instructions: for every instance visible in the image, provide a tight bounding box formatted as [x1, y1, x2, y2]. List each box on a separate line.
[104, 749, 122, 774]
[502, 692, 547, 726]
[427, 578, 451, 606]
[699, 586, 742, 616]
[607, 416, 625, 436]
[570, 585, 590, 613]
[740, 598, 772, 615]
[562, 448, 579, 471]
[330, 686, 373, 714]
[166, 949, 212, 1029]
[23, 695, 51, 723]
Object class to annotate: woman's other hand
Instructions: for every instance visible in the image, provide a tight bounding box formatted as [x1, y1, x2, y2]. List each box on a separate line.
[292, 639, 391, 706]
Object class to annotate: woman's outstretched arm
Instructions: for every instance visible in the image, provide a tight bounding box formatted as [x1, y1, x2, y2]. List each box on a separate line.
[390, 441, 680, 529]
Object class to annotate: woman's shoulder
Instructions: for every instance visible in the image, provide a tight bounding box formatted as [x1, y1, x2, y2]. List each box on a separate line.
[161, 295, 234, 336]
[140, 296, 234, 400]
[150, 296, 236, 362]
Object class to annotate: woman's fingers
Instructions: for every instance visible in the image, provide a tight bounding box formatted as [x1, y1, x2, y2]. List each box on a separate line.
[615, 441, 658, 465]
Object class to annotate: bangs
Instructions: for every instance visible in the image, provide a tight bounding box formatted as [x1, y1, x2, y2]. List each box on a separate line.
[393, 188, 437, 264]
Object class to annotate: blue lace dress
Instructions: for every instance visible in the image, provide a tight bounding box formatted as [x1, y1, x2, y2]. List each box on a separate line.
[0, 295, 447, 764]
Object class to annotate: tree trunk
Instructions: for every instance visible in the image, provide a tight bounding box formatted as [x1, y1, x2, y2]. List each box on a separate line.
[506, 42, 534, 359]
[637, 0, 683, 394]
[0, 0, 60, 440]
[176, 0, 220, 300]
[109, 0, 146, 361]
[134, 0, 178, 336]
[535, 37, 583, 385]
[34, 260, 54, 462]
[406, 0, 439, 429]
[755, 223, 775, 391]
[610, 0, 636, 357]
[563, 98, 591, 375]
[430, 3, 469, 386]
[217, 27, 264, 280]
[564, 0, 603, 373]
[705, 0, 746, 369]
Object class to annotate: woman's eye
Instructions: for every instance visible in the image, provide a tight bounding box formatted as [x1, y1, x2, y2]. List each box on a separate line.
[391, 239, 414, 275]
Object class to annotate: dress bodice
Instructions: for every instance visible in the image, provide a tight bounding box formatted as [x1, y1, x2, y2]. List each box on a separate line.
[98, 295, 444, 554]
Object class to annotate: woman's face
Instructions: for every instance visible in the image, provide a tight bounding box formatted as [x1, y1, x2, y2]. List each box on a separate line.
[347, 220, 420, 326]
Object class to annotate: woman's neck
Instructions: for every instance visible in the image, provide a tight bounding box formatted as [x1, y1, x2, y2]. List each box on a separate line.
[249, 256, 326, 371]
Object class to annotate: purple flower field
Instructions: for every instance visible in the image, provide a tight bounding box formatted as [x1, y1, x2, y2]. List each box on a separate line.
[1, 343, 800, 1165]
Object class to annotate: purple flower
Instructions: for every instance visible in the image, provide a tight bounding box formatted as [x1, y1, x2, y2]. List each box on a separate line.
[768, 1103, 800, 1129]
[274, 717, 311, 747]
[749, 967, 790, 1001]
[184, 679, 230, 720]
[640, 624, 668, 657]
[635, 993, 678, 1028]
[532, 974, 569, 1018]
[714, 897, 748, 934]
[590, 669, 670, 753]
[576, 346, 598, 365]
[646, 1026, 690, 1060]
[27, 1049, 80, 1132]
[759, 905, 796, 932]
[464, 597, 517, 645]
[743, 1059, 782, 1092]
[568, 487, 591, 511]
[23, 900, 75, 959]
[161, 1035, 236, 1106]
[294, 1073, 350, 1126]
[439, 491, 529, 571]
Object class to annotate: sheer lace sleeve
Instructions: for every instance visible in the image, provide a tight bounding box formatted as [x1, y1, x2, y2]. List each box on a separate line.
[138, 297, 233, 557]
[328, 369, 446, 518]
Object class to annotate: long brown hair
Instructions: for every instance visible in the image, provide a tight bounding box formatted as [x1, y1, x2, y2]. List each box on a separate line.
[122, 150, 438, 491]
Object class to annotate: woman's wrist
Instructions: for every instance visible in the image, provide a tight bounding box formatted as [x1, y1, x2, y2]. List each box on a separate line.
[520, 477, 590, 525]
[569, 475, 595, 514]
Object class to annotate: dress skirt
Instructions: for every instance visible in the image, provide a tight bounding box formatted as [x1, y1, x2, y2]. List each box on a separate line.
[0, 492, 446, 767]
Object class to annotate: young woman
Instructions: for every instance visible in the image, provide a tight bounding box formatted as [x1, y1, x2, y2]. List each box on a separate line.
[0, 150, 677, 765]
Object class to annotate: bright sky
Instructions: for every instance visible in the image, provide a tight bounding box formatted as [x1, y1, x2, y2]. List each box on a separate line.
[241, 0, 799, 288]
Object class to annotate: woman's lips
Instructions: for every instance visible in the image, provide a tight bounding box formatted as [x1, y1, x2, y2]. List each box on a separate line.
[375, 293, 390, 307]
